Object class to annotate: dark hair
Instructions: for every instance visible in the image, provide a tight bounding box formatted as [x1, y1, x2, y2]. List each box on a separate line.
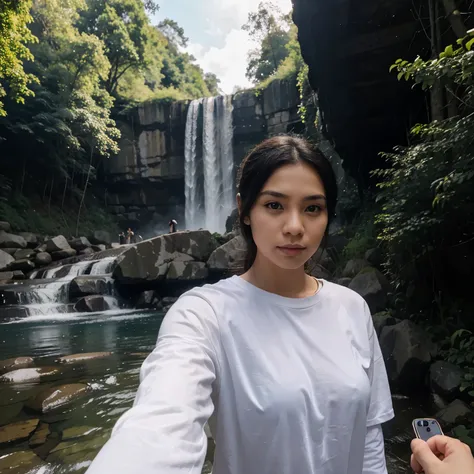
[237, 135, 338, 271]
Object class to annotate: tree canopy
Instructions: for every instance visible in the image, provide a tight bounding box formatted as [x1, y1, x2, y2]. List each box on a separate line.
[0, 0, 38, 116]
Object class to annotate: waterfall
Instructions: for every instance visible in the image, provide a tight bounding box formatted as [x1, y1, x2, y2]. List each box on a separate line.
[217, 95, 235, 228]
[184, 99, 202, 230]
[184, 95, 234, 233]
[90, 257, 116, 275]
[202, 97, 221, 232]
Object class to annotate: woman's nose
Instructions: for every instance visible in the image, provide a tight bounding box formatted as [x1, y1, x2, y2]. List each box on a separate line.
[283, 211, 304, 235]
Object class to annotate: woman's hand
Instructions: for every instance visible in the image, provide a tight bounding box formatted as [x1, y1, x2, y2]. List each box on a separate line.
[411, 435, 474, 474]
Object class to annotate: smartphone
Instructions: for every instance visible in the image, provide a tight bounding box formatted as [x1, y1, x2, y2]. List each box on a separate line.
[412, 418, 444, 441]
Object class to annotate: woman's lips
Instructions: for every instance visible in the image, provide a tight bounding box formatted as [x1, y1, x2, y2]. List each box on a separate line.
[277, 246, 306, 256]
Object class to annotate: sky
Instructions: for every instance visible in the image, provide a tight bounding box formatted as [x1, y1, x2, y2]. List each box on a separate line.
[150, 0, 293, 94]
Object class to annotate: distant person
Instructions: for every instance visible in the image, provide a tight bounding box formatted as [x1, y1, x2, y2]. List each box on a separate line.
[411, 435, 474, 474]
[119, 232, 125, 245]
[126, 228, 134, 244]
[168, 219, 177, 233]
[87, 135, 393, 474]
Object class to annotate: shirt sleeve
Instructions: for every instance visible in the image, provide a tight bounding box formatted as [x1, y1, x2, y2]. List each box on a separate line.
[362, 425, 388, 474]
[365, 303, 394, 427]
[86, 294, 220, 474]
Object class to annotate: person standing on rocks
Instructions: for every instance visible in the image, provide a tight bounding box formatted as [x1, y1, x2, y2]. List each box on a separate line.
[169, 219, 177, 233]
[126, 228, 134, 244]
[119, 232, 125, 245]
[87, 136, 394, 474]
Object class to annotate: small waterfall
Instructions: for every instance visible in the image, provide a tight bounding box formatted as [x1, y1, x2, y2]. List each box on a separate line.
[184, 99, 202, 230]
[90, 257, 116, 275]
[184, 95, 234, 233]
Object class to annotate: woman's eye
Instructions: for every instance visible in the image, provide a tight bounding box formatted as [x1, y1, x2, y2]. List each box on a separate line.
[265, 202, 282, 210]
[306, 205, 321, 213]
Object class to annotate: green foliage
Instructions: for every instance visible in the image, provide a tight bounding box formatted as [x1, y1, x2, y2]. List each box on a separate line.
[0, 0, 38, 116]
[243, 2, 293, 84]
[375, 38, 474, 320]
[0, 193, 119, 236]
[342, 210, 378, 260]
[204, 73, 221, 96]
[157, 18, 188, 48]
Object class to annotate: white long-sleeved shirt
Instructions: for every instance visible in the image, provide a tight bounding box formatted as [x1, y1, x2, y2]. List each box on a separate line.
[87, 277, 394, 474]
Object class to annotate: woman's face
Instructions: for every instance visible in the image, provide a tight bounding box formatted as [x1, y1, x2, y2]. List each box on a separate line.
[246, 161, 328, 271]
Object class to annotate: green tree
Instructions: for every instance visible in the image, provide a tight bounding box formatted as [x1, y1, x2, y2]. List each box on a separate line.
[243, 2, 292, 83]
[204, 73, 221, 96]
[0, 0, 38, 116]
[157, 18, 188, 48]
[79, 0, 151, 95]
[374, 38, 474, 322]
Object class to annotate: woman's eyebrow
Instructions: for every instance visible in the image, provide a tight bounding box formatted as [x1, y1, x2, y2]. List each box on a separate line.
[259, 190, 326, 201]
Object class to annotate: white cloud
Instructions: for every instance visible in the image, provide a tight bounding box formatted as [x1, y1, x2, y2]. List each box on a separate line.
[187, 0, 292, 94]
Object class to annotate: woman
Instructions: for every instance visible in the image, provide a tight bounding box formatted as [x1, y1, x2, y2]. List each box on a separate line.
[87, 136, 394, 474]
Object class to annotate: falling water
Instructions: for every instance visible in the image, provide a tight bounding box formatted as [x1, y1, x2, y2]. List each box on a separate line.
[202, 97, 221, 232]
[184, 99, 202, 230]
[217, 95, 235, 227]
[184, 95, 234, 233]
[90, 257, 116, 275]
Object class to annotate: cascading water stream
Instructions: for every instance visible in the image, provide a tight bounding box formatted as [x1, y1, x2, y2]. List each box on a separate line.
[184, 95, 234, 233]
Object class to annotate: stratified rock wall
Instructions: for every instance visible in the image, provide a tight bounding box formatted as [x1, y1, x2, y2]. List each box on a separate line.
[104, 79, 303, 232]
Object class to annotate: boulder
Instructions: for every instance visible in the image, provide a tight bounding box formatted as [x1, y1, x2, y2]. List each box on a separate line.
[349, 267, 390, 313]
[0, 248, 14, 271]
[74, 295, 116, 312]
[35, 252, 52, 266]
[12, 270, 25, 280]
[80, 247, 94, 256]
[0, 231, 27, 249]
[136, 290, 156, 308]
[51, 248, 77, 260]
[69, 276, 109, 298]
[0, 419, 39, 445]
[18, 232, 38, 248]
[68, 237, 92, 251]
[35, 243, 47, 253]
[2, 248, 18, 255]
[113, 230, 216, 283]
[91, 244, 106, 252]
[365, 248, 383, 267]
[89, 230, 112, 246]
[343, 259, 369, 278]
[14, 248, 36, 260]
[372, 311, 398, 337]
[0, 356, 34, 375]
[429, 361, 464, 402]
[29, 422, 51, 448]
[26, 383, 90, 413]
[58, 352, 113, 364]
[167, 261, 208, 280]
[380, 320, 438, 393]
[0, 402, 23, 426]
[336, 277, 352, 287]
[0, 271, 14, 280]
[225, 208, 239, 233]
[45, 235, 71, 253]
[436, 399, 474, 431]
[207, 235, 246, 273]
[0, 221, 11, 232]
[9, 259, 35, 272]
[0, 450, 44, 473]
[0, 367, 60, 384]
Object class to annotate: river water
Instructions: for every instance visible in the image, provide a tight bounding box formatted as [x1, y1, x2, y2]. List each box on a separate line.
[0, 310, 417, 474]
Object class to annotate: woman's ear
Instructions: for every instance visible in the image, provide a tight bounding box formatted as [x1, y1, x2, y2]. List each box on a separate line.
[237, 194, 250, 225]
